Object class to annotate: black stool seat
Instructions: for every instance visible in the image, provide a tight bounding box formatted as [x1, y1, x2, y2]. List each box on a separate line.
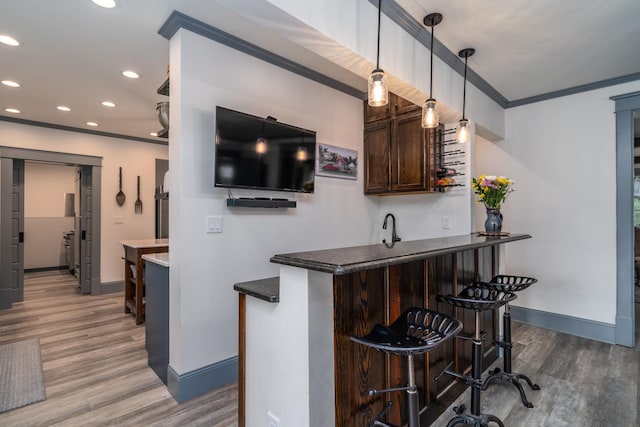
[350, 308, 462, 427]
[480, 275, 540, 409]
[482, 275, 537, 293]
[351, 308, 463, 356]
[436, 285, 516, 427]
[437, 285, 516, 312]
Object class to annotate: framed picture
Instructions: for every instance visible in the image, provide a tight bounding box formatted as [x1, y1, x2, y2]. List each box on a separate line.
[316, 143, 358, 180]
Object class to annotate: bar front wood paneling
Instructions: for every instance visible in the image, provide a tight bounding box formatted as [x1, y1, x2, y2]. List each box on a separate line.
[333, 269, 386, 426]
[333, 246, 499, 426]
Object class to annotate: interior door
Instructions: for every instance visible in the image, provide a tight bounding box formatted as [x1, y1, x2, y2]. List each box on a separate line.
[0, 157, 25, 309]
[79, 166, 92, 294]
[10, 160, 25, 302]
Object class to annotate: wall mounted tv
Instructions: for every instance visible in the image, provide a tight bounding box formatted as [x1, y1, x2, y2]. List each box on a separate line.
[214, 106, 316, 193]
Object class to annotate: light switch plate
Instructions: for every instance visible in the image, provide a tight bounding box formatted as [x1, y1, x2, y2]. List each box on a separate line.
[442, 215, 451, 229]
[206, 215, 223, 233]
[115, 215, 124, 224]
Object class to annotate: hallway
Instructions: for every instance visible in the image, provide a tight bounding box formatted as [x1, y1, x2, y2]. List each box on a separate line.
[0, 271, 237, 426]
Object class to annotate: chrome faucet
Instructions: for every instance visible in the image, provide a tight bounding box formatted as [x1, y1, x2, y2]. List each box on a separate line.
[382, 213, 401, 244]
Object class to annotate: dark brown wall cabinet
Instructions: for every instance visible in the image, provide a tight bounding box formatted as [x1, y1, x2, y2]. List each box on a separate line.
[364, 93, 439, 195]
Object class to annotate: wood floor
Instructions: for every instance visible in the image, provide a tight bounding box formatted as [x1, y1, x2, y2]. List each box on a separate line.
[0, 271, 637, 426]
[0, 270, 237, 426]
[431, 303, 640, 427]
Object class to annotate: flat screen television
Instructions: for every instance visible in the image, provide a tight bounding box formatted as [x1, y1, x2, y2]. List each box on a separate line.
[214, 106, 316, 193]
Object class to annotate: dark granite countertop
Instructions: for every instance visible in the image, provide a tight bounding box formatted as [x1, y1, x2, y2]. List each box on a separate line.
[271, 233, 531, 275]
[234, 277, 279, 303]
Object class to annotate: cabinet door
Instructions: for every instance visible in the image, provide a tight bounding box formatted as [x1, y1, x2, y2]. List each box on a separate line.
[391, 114, 427, 191]
[364, 120, 391, 194]
[392, 94, 421, 117]
[363, 98, 391, 124]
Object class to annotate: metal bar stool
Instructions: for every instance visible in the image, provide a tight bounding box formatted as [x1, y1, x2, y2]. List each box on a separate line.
[436, 285, 516, 427]
[480, 275, 540, 408]
[350, 307, 463, 427]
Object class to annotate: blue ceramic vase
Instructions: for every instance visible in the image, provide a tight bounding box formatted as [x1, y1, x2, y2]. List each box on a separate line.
[484, 207, 503, 234]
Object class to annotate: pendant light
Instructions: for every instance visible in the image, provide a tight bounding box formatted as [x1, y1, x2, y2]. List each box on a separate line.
[368, 0, 388, 107]
[422, 13, 442, 128]
[457, 48, 475, 143]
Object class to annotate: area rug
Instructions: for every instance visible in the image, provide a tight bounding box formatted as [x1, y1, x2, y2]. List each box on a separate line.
[0, 338, 46, 413]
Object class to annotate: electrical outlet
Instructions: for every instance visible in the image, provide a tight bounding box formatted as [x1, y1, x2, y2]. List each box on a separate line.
[267, 411, 281, 427]
[206, 215, 223, 233]
[442, 215, 451, 229]
[114, 215, 124, 224]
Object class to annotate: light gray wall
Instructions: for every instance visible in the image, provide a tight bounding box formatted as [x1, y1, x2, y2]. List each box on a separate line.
[476, 80, 640, 325]
[168, 28, 475, 375]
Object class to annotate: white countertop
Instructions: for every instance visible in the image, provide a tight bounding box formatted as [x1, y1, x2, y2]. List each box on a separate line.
[118, 238, 169, 249]
[142, 252, 169, 267]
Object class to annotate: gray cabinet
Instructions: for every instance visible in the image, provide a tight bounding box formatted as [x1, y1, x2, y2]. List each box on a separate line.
[144, 257, 169, 384]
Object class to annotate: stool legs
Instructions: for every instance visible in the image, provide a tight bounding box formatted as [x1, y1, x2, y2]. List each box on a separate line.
[406, 354, 420, 427]
[482, 306, 540, 408]
[446, 312, 504, 427]
[368, 354, 420, 427]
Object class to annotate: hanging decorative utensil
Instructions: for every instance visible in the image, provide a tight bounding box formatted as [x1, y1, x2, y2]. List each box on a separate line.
[116, 167, 126, 206]
[135, 176, 142, 214]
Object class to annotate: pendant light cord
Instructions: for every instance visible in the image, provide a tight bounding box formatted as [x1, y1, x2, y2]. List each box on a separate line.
[429, 23, 434, 98]
[376, 0, 382, 69]
[462, 55, 468, 119]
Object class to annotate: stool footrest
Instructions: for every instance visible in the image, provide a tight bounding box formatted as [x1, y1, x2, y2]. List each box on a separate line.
[369, 385, 411, 396]
[435, 363, 482, 388]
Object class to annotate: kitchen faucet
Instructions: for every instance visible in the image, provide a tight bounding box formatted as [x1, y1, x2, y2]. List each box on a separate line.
[382, 213, 401, 244]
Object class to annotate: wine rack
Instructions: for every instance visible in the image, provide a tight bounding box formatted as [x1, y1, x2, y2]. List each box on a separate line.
[433, 125, 466, 192]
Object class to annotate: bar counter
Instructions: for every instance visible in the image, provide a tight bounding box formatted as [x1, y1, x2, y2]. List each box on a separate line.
[239, 233, 531, 427]
[271, 233, 530, 274]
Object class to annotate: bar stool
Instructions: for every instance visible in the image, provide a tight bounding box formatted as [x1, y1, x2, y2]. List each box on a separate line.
[480, 275, 540, 408]
[350, 307, 463, 427]
[436, 285, 516, 427]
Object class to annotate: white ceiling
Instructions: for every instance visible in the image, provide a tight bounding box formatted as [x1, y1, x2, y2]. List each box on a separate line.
[1, 0, 639, 142]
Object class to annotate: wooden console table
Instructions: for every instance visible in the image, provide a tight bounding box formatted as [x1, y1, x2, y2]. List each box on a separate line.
[119, 239, 169, 324]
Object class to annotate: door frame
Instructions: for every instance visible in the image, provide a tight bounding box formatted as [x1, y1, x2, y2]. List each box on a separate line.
[0, 147, 102, 307]
[612, 91, 640, 347]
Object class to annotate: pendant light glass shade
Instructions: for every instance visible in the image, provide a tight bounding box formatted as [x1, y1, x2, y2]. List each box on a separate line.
[422, 13, 442, 129]
[368, 69, 389, 107]
[422, 99, 439, 128]
[256, 137, 267, 154]
[368, 0, 388, 107]
[456, 48, 475, 143]
[456, 118, 470, 144]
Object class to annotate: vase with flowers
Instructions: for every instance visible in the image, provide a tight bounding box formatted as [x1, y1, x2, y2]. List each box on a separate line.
[471, 175, 514, 234]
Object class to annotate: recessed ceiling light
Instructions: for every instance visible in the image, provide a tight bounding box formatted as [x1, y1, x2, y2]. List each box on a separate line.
[57, 105, 71, 112]
[122, 70, 140, 79]
[0, 35, 20, 47]
[5, 108, 20, 114]
[92, 0, 116, 8]
[150, 132, 158, 137]
[86, 121, 99, 127]
[101, 101, 116, 107]
[1, 80, 20, 88]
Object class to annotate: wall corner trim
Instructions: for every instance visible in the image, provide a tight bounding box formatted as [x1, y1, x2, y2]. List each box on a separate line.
[510, 306, 616, 345]
[157, 10, 366, 100]
[99, 280, 124, 295]
[167, 356, 238, 403]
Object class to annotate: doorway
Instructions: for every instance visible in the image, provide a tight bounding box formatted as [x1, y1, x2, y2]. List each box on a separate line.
[23, 162, 79, 284]
[613, 92, 640, 347]
[0, 147, 102, 309]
